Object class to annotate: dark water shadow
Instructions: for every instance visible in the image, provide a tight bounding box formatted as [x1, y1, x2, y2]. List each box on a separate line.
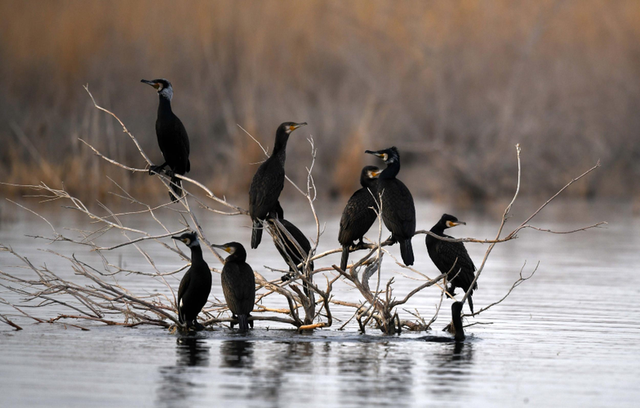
[155, 335, 210, 408]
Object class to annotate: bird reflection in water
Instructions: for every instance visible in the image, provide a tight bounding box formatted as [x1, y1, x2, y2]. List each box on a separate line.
[337, 342, 414, 407]
[220, 340, 255, 369]
[155, 336, 210, 408]
[218, 340, 316, 404]
[177, 336, 210, 367]
[427, 340, 474, 396]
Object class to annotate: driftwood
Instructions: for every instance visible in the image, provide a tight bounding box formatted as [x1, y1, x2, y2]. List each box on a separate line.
[0, 87, 605, 333]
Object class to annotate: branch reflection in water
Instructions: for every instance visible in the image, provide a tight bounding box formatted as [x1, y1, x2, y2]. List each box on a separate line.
[156, 336, 210, 407]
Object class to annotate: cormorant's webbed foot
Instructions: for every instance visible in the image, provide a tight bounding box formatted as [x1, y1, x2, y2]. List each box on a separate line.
[350, 239, 370, 252]
[149, 163, 167, 176]
[281, 272, 294, 282]
[248, 314, 254, 329]
[230, 315, 237, 329]
[381, 236, 397, 246]
[447, 285, 457, 297]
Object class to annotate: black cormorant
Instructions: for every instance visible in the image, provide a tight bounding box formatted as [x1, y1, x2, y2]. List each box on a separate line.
[364, 147, 416, 266]
[338, 165, 380, 271]
[270, 203, 314, 291]
[172, 232, 212, 330]
[248, 122, 307, 248]
[142, 78, 190, 202]
[426, 214, 478, 313]
[213, 242, 256, 332]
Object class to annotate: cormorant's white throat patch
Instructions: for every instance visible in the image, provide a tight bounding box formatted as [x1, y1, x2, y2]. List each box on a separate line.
[159, 86, 173, 101]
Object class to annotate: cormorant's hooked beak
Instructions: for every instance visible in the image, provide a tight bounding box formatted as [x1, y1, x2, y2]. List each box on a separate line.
[289, 122, 307, 132]
[171, 235, 192, 246]
[211, 244, 232, 254]
[446, 220, 466, 228]
[141, 79, 160, 89]
[369, 169, 383, 177]
[365, 150, 389, 162]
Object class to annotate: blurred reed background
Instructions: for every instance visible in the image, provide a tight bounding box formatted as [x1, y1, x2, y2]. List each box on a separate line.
[1, 0, 639, 206]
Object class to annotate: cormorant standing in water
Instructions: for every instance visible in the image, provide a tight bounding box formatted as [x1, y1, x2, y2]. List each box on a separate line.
[338, 166, 381, 271]
[213, 242, 255, 332]
[249, 122, 307, 248]
[141, 79, 190, 202]
[270, 203, 314, 292]
[364, 147, 416, 266]
[172, 232, 212, 330]
[426, 214, 478, 313]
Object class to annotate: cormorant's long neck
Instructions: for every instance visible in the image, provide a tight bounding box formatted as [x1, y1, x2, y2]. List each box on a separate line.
[158, 95, 173, 118]
[362, 178, 377, 190]
[379, 160, 400, 180]
[272, 132, 289, 165]
[227, 252, 247, 264]
[430, 223, 446, 236]
[190, 244, 205, 267]
[452, 302, 465, 341]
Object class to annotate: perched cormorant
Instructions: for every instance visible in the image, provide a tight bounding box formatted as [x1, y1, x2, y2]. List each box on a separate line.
[172, 232, 212, 330]
[141, 78, 190, 202]
[248, 122, 307, 248]
[426, 214, 478, 313]
[338, 165, 381, 271]
[213, 242, 255, 332]
[364, 147, 416, 266]
[270, 203, 314, 292]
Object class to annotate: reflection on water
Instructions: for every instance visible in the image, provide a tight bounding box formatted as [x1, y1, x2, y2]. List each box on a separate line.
[2, 203, 640, 407]
[427, 341, 474, 397]
[156, 336, 210, 408]
[220, 340, 254, 369]
[337, 342, 413, 407]
[178, 336, 211, 367]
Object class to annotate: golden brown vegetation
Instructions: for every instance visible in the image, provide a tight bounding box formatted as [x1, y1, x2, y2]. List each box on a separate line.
[1, 0, 639, 203]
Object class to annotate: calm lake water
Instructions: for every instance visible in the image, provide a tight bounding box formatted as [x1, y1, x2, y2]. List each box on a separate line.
[1, 199, 639, 407]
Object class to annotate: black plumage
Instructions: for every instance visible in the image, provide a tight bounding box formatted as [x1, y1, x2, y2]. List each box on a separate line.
[338, 165, 380, 271]
[142, 79, 190, 202]
[364, 147, 416, 266]
[451, 301, 465, 341]
[426, 214, 478, 313]
[248, 122, 307, 248]
[172, 232, 212, 331]
[214, 242, 255, 332]
[270, 203, 314, 291]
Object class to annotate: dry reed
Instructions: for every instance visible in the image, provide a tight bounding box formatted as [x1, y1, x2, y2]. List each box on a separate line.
[1, 0, 639, 203]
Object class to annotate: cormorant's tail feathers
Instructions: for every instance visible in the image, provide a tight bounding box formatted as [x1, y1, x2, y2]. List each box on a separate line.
[169, 176, 182, 202]
[468, 293, 474, 314]
[251, 221, 263, 249]
[238, 314, 249, 333]
[400, 239, 414, 266]
[340, 246, 349, 271]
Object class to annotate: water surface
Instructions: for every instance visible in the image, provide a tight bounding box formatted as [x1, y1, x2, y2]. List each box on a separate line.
[1, 200, 639, 407]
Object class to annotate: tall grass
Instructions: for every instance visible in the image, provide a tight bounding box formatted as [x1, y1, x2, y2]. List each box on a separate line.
[1, 0, 639, 205]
